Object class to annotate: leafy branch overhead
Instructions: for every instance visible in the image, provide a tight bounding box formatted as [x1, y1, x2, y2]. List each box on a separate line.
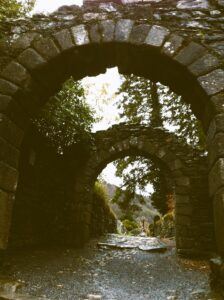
[0, 0, 36, 38]
[114, 75, 205, 214]
[33, 78, 96, 153]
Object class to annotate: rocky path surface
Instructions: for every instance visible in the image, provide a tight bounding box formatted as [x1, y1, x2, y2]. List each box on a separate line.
[0, 235, 220, 300]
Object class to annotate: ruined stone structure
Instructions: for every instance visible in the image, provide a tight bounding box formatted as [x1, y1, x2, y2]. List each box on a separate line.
[9, 124, 212, 257]
[73, 124, 212, 256]
[0, 0, 223, 267]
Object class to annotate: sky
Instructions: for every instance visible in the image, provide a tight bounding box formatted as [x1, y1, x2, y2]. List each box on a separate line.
[32, 0, 83, 13]
[30, 0, 153, 194]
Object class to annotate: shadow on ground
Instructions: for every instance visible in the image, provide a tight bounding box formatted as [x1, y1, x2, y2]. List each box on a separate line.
[0, 235, 221, 300]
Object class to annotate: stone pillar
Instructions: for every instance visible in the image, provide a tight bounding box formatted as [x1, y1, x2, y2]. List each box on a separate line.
[207, 108, 224, 290]
[0, 114, 23, 252]
[208, 111, 224, 256]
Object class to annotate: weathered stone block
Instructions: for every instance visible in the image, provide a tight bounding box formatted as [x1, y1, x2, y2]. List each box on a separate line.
[188, 53, 220, 76]
[99, 20, 115, 42]
[12, 32, 41, 50]
[129, 24, 151, 45]
[213, 114, 224, 134]
[18, 48, 46, 70]
[0, 79, 18, 96]
[176, 215, 192, 226]
[0, 95, 28, 130]
[176, 205, 193, 216]
[0, 95, 12, 111]
[175, 194, 190, 204]
[2, 61, 31, 88]
[209, 158, 224, 196]
[211, 93, 224, 114]
[0, 161, 18, 192]
[207, 119, 217, 145]
[175, 176, 190, 187]
[198, 69, 224, 96]
[208, 133, 224, 167]
[169, 159, 183, 170]
[177, 0, 209, 9]
[213, 188, 224, 255]
[162, 34, 184, 57]
[54, 29, 74, 50]
[115, 19, 134, 42]
[0, 189, 14, 250]
[33, 37, 60, 60]
[89, 24, 101, 43]
[174, 42, 206, 66]
[145, 25, 170, 47]
[0, 137, 19, 168]
[0, 114, 24, 147]
[71, 25, 90, 46]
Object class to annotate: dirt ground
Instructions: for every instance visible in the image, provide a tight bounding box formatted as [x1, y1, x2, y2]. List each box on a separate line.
[0, 235, 220, 300]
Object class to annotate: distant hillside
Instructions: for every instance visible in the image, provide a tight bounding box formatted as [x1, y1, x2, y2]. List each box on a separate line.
[101, 181, 159, 223]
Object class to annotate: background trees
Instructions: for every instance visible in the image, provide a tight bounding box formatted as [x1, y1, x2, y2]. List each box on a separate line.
[0, 0, 35, 21]
[114, 75, 205, 214]
[0, 0, 35, 38]
[33, 78, 95, 153]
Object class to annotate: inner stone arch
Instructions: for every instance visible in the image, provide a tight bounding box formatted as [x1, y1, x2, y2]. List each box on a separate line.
[72, 125, 213, 256]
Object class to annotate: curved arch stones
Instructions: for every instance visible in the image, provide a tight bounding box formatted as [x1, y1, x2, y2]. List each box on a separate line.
[0, 0, 223, 256]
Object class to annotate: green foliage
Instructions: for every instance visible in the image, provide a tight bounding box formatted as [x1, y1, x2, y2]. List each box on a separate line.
[0, 0, 35, 37]
[149, 211, 175, 238]
[94, 181, 109, 203]
[122, 219, 139, 232]
[93, 181, 117, 222]
[114, 156, 170, 215]
[117, 75, 163, 126]
[114, 74, 205, 214]
[117, 74, 205, 149]
[0, 0, 35, 21]
[33, 78, 95, 153]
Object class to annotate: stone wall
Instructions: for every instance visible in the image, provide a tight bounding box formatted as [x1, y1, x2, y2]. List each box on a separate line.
[9, 128, 116, 248]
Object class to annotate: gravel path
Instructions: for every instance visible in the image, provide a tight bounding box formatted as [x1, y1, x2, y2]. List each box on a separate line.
[1, 236, 216, 300]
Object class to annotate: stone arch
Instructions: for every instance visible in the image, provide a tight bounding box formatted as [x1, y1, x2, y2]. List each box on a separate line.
[73, 125, 213, 256]
[0, 2, 223, 253]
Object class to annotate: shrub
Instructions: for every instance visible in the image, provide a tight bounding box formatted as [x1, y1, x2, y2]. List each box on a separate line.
[122, 219, 139, 232]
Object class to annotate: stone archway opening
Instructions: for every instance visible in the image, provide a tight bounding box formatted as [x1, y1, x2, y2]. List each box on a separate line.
[72, 124, 213, 257]
[91, 154, 175, 238]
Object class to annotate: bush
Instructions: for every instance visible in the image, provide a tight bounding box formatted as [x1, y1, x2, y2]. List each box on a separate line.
[94, 181, 109, 203]
[91, 181, 117, 236]
[122, 219, 139, 232]
[148, 211, 175, 238]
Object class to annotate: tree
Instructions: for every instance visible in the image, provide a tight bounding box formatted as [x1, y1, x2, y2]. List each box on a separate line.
[117, 74, 205, 149]
[0, 0, 35, 38]
[114, 75, 205, 214]
[33, 78, 95, 153]
[113, 157, 171, 215]
[0, 0, 35, 21]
